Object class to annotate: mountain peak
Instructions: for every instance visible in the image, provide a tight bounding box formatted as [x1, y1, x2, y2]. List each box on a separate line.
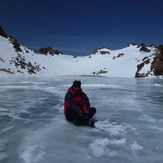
[35, 47, 63, 56]
[91, 47, 110, 55]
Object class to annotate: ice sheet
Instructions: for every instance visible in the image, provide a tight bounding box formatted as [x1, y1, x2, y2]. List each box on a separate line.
[0, 77, 163, 163]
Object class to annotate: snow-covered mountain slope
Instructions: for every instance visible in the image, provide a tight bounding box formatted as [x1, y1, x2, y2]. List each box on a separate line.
[88, 46, 156, 77]
[0, 29, 163, 78]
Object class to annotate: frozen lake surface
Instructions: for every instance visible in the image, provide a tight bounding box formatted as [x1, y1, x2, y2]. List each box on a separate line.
[0, 76, 163, 163]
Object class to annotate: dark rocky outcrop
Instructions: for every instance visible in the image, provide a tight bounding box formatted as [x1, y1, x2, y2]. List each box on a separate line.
[151, 45, 163, 76]
[0, 58, 4, 62]
[0, 26, 22, 52]
[135, 45, 163, 77]
[0, 68, 14, 74]
[36, 47, 63, 56]
[138, 43, 151, 53]
[113, 53, 124, 60]
[92, 70, 108, 75]
[8, 36, 22, 52]
[125, 43, 137, 47]
[0, 26, 8, 38]
[135, 58, 151, 77]
[91, 48, 110, 55]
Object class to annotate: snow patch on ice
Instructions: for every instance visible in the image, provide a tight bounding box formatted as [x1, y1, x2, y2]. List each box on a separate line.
[130, 141, 144, 155]
[94, 119, 132, 136]
[89, 119, 137, 158]
[89, 138, 117, 157]
[154, 83, 162, 87]
[2, 126, 14, 132]
[82, 84, 119, 88]
[138, 114, 156, 123]
[151, 126, 163, 132]
[21, 81, 47, 85]
[0, 85, 29, 89]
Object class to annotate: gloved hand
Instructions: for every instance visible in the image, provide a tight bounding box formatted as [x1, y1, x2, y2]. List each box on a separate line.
[78, 110, 83, 117]
[84, 111, 89, 119]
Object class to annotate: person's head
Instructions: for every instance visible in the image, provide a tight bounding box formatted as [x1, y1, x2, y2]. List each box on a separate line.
[72, 80, 81, 91]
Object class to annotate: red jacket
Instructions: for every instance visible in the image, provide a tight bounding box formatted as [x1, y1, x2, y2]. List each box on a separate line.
[64, 87, 90, 115]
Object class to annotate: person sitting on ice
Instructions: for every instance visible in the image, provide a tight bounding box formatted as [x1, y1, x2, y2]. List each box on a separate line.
[64, 80, 96, 127]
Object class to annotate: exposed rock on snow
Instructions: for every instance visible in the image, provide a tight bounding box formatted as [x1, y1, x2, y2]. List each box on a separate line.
[92, 48, 110, 55]
[0, 26, 8, 38]
[35, 47, 63, 56]
[9, 53, 42, 74]
[138, 43, 151, 53]
[0, 68, 14, 74]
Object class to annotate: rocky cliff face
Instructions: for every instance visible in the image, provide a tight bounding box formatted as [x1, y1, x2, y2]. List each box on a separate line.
[152, 45, 163, 76]
[135, 44, 163, 77]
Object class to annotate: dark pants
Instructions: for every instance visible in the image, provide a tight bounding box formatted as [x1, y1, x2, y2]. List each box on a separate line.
[65, 107, 96, 126]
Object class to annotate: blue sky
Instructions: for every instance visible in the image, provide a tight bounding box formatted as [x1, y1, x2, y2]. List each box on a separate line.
[0, 0, 163, 56]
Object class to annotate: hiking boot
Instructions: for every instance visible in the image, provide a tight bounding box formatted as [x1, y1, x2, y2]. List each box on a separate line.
[89, 120, 95, 127]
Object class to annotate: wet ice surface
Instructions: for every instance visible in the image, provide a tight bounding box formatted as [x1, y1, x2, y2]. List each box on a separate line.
[0, 76, 163, 163]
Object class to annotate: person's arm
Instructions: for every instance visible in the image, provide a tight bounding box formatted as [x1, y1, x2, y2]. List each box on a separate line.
[65, 92, 80, 113]
[82, 92, 91, 112]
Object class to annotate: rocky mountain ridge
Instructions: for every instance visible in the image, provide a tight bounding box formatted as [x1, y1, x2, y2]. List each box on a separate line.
[92, 45, 163, 77]
[0, 27, 163, 78]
